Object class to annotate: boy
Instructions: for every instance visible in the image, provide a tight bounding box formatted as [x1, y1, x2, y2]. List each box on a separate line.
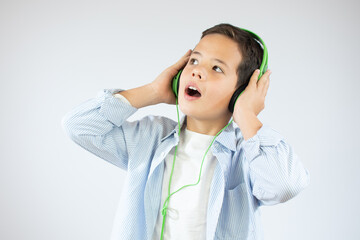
[62, 23, 310, 240]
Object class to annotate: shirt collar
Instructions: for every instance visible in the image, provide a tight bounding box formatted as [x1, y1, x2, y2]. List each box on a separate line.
[161, 115, 237, 152]
[160, 115, 186, 142]
[214, 118, 237, 152]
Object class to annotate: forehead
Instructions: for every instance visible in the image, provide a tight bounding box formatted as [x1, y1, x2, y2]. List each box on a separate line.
[193, 34, 242, 70]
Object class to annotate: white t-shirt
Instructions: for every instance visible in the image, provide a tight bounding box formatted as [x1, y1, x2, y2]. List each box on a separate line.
[151, 126, 218, 240]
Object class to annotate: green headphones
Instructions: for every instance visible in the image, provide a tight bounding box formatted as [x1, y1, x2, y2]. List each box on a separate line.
[171, 27, 268, 113]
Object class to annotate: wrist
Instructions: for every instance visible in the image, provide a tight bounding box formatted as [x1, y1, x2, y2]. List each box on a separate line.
[233, 110, 262, 141]
[234, 105, 253, 116]
[147, 83, 162, 105]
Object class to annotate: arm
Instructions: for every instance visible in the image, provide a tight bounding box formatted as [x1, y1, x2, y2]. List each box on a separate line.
[114, 83, 160, 109]
[61, 88, 138, 170]
[118, 49, 192, 108]
[234, 109, 263, 141]
[61, 50, 192, 170]
[240, 124, 311, 206]
[233, 69, 310, 205]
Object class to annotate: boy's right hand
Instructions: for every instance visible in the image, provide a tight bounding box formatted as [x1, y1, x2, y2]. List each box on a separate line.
[150, 49, 192, 105]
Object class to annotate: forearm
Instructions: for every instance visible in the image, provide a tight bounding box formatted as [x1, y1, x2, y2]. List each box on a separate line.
[235, 110, 263, 141]
[115, 84, 160, 109]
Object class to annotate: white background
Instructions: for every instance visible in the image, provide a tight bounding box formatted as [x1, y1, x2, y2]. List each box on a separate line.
[1, 0, 359, 239]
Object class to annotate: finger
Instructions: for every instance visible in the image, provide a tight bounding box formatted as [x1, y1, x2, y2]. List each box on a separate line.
[249, 69, 261, 87]
[258, 69, 271, 87]
[181, 49, 192, 59]
[261, 70, 271, 96]
[174, 49, 192, 70]
[260, 69, 271, 80]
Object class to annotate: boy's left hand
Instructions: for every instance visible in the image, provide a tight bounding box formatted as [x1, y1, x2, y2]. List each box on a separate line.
[233, 69, 272, 120]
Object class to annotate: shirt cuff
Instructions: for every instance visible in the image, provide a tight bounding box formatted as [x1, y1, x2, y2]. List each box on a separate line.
[113, 91, 132, 106]
[96, 88, 138, 127]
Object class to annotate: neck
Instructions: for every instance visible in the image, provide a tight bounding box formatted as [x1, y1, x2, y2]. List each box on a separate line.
[185, 114, 232, 136]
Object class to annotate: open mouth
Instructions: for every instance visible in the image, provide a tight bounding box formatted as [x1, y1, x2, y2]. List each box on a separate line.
[185, 86, 202, 98]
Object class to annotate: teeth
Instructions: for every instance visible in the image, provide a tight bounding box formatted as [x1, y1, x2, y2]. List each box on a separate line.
[189, 86, 198, 91]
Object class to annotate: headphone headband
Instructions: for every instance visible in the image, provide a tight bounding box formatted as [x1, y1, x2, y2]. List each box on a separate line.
[237, 27, 268, 77]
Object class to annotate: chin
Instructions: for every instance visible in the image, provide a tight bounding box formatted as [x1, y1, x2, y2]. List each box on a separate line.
[179, 104, 212, 121]
[178, 101, 196, 116]
[178, 93, 231, 120]
[178, 101, 201, 119]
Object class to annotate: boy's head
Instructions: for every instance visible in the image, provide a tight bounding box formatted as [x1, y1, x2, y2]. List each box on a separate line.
[178, 23, 264, 128]
[201, 23, 264, 89]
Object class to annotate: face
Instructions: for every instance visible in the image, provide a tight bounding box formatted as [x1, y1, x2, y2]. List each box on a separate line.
[178, 33, 242, 121]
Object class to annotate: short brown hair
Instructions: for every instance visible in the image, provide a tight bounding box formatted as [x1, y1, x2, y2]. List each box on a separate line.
[201, 23, 264, 89]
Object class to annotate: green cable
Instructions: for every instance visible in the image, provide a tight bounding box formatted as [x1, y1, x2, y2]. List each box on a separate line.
[159, 98, 233, 239]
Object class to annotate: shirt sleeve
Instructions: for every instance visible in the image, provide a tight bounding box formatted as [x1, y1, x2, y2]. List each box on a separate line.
[113, 91, 132, 106]
[240, 124, 311, 206]
[61, 88, 139, 170]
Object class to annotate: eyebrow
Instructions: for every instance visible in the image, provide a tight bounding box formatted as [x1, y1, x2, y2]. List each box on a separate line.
[191, 50, 229, 69]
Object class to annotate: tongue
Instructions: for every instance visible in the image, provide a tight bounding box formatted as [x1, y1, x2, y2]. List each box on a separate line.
[188, 88, 201, 97]
[193, 92, 201, 97]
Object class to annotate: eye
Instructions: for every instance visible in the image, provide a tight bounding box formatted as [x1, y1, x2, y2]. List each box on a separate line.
[189, 58, 198, 65]
[213, 66, 223, 73]
[189, 58, 224, 73]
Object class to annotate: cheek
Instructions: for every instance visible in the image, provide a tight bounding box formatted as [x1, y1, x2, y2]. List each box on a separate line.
[179, 69, 190, 90]
[207, 86, 236, 106]
[208, 84, 235, 98]
[178, 80, 185, 98]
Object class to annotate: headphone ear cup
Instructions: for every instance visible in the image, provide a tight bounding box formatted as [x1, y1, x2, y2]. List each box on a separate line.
[171, 69, 183, 98]
[229, 67, 267, 113]
[228, 83, 247, 113]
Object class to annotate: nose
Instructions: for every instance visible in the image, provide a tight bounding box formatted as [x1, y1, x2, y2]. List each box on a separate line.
[191, 68, 203, 80]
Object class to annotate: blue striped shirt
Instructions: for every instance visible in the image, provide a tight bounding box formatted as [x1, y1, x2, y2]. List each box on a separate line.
[61, 88, 310, 240]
